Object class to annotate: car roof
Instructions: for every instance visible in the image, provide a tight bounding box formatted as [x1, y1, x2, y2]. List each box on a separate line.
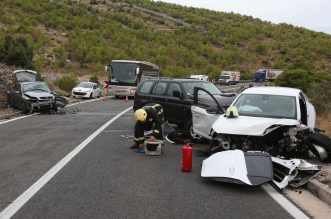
[21, 81, 44, 85]
[143, 78, 210, 83]
[242, 86, 301, 96]
[79, 82, 95, 84]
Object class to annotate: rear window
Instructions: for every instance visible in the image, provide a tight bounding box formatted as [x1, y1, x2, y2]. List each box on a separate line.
[139, 81, 155, 94]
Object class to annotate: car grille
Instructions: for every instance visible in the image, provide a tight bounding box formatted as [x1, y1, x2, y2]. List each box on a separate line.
[40, 96, 54, 100]
[73, 92, 87, 95]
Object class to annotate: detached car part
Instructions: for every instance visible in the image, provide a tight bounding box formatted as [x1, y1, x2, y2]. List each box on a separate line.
[272, 157, 321, 189]
[201, 150, 273, 186]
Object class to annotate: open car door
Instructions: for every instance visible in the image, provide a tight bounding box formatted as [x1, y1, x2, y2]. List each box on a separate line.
[191, 87, 228, 140]
[13, 69, 37, 82]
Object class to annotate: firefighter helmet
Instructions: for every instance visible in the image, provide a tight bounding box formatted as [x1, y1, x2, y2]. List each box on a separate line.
[134, 108, 147, 122]
[225, 106, 239, 118]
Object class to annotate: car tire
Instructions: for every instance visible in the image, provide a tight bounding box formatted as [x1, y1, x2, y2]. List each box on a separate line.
[309, 132, 331, 160]
[185, 119, 204, 143]
[24, 102, 34, 114]
[89, 93, 93, 99]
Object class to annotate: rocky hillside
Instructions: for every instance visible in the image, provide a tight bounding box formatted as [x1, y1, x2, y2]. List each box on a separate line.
[0, 0, 330, 80]
[0, 65, 16, 109]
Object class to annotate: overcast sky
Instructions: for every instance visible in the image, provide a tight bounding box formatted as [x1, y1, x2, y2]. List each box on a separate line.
[154, 0, 331, 35]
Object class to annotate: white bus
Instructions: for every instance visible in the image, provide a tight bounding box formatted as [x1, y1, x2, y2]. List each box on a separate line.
[105, 60, 159, 98]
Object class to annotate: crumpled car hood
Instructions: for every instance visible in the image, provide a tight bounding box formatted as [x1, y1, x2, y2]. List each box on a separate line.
[24, 91, 54, 99]
[212, 115, 300, 136]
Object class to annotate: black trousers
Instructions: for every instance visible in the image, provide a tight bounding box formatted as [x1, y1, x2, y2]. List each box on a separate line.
[134, 121, 163, 145]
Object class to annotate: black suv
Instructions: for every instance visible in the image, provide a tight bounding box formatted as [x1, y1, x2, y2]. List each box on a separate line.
[133, 78, 236, 140]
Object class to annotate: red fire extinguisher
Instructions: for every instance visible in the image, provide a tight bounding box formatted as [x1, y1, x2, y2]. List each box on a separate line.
[182, 142, 192, 172]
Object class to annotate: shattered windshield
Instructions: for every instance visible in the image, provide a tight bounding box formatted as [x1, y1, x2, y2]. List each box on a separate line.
[23, 82, 50, 92]
[78, 82, 93, 88]
[233, 94, 297, 119]
[183, 82, 222, 96]
[110, 62, 138, 86]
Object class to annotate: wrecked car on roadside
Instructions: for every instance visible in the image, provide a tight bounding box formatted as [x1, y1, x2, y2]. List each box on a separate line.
[8, 70, 68, 114]
[192, 86, 331, 188]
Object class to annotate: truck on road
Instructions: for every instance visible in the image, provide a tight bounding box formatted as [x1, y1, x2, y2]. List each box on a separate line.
[254, 69, 283, 82]
[219, 71, 240, 85]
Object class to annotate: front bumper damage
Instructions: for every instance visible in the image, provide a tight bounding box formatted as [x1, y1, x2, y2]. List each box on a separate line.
[201, 150, 321, 189]
[29, 96, 68, 112]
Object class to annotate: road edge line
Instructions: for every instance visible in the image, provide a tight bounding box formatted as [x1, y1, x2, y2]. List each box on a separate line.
[0, 106, 132, 219]
[262, 184, 309, 219]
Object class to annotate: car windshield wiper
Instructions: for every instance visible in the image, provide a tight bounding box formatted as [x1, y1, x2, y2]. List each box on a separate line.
[25, 88, 49, 92]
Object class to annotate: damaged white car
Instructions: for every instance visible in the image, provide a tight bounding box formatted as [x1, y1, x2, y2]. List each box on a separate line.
[193, 86, 331, 188]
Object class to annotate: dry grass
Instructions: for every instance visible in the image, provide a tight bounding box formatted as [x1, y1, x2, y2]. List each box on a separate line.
[316, 112, 331, 137]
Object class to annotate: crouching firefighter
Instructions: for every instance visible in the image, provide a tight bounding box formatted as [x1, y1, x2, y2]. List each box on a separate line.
[130, 103, 164, 153]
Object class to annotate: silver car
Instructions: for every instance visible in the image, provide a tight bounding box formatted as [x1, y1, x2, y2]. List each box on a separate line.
[8, 70, 68, 114]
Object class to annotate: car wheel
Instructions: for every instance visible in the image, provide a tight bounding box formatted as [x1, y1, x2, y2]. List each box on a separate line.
[115, 95, 120, 99]
[24, 102, 34, 114]
[97, 92, 101, 98]
[185, 119, 204, 143]
[89, 93, 93, 99]
[309, 132, 331, 160]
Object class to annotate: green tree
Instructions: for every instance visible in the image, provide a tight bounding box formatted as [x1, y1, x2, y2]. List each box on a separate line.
[54, 75, 77, 92]
[308, 80, 331, 114]
[274, 69, 313, 92]
[89, 75, 100, 85]
[0, 35, 34, 68]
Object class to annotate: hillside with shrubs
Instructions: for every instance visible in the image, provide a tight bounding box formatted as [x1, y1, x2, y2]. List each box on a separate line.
[0, 0, 330, 115]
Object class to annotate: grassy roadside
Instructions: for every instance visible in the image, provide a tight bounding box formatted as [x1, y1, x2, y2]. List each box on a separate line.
[316, 113, 331, 137]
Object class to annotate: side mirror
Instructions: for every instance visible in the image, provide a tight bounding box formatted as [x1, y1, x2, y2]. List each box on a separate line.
[136, 67, 140, 75]
[173, 90, 181, 98]
[104, 66, 109, 72]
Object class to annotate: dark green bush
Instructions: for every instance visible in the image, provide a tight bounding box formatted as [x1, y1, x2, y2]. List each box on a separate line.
[54, 75, 77, 92]
[274, 69, 313, 93]
[308, 80, 331, 114]
[0, 35, 34, 69]
[89, 75, 100, 85]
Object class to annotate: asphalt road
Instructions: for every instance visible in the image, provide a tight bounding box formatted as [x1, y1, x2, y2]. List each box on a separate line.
[0, 98, 298, 218]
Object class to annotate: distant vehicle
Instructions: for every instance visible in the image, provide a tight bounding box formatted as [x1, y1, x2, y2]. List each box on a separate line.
[219, 71, 240, 85]
[71, 82, 101, 99]
[8, 70, 68, 114]
[190, 75, 209, 81]
[105, 60, 159, 98]
[254, 69, 283, 82]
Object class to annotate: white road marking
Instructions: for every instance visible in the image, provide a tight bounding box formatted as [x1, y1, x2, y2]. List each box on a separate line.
[0, 113, 38, 125]
[262, 184, 309, 219]
[0, 106, 132, 219]
[0, 96, 115, 125]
